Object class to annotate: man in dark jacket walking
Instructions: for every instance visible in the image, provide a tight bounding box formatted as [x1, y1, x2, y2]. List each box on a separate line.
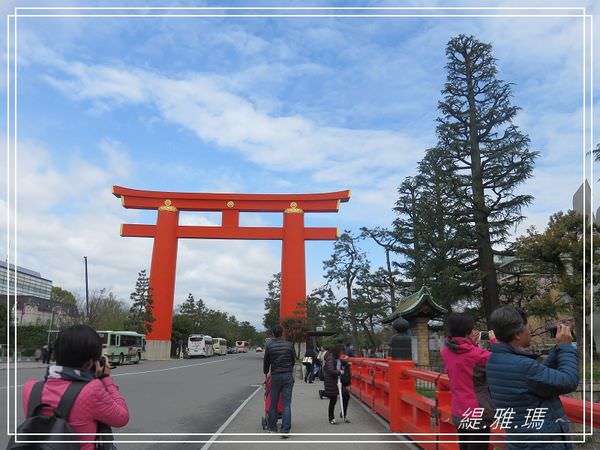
[487, 306, 579, 450]
[263, 324, 295, 437]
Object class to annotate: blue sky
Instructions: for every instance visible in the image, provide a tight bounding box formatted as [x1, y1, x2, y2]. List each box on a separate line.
[1, 1, 598, 328]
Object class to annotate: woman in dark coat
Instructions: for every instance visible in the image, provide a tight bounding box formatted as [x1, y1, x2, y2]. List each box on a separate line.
[321, 344, 350, 424]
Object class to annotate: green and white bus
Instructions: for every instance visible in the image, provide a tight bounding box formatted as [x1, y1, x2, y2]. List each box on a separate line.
[97, 331, 145, 365]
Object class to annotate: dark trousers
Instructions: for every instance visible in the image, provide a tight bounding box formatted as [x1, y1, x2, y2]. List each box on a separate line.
[303, 363, 314, 382]
[457, 426, 491, 450]
[268, 371, 294, 433]
[325, 391, 349, 421]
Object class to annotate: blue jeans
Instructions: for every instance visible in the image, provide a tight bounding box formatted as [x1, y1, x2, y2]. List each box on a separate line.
[268, 371, 294, 433]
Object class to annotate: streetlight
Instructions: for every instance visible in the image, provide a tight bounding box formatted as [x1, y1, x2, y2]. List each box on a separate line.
[84, 256, 89, 320]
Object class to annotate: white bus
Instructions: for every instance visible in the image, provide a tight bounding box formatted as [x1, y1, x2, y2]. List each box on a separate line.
[97, 331, 145, 365]
[188, 335, 214, 357]
[235, 340, 249, 353]
[212, 338, 228, 356]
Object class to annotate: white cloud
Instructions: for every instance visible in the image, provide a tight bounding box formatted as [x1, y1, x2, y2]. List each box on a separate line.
[30, 49, 427, 188]
[4, 139, 279, 328]
[99, 139, 132, 179]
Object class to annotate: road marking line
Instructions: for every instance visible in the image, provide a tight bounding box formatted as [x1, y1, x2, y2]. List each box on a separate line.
[200, 384, 262, 450]
[1, 383, 23, 390]
[0, 355, 245, 389]
[111, 355, 243, 378]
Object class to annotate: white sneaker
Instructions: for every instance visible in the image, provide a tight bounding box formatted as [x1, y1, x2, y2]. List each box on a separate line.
[329, 419, 338, 425]
[344, 417, 351, 423]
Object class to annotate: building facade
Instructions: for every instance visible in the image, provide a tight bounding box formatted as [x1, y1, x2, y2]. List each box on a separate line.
[0, 260, 52, 299]
[0, 261, 78, 327]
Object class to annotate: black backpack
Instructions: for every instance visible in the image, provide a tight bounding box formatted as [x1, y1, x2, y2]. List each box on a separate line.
[7, 381, 116, 450]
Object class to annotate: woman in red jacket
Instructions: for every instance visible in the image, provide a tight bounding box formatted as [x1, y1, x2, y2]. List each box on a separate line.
[22, 325, 130, 449]
[441, 313, 496, 450]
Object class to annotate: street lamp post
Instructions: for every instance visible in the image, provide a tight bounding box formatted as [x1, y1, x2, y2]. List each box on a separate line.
[84, 256, 90, 320]
[47, 308, 55, 346]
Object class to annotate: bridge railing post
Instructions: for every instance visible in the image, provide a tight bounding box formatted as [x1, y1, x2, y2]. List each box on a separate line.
[389, 359, 415, 433]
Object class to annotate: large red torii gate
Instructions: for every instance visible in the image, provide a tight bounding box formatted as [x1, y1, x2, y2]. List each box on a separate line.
[113, 185, 350, 360]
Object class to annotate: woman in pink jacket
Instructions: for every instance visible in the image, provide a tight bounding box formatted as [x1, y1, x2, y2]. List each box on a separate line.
[441, 313, 496, 450]
[22, 325, 130, 450]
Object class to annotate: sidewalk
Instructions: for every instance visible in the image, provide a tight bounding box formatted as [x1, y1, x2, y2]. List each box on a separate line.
[0, 361, 48, 370]
[207, 366, 418, 449]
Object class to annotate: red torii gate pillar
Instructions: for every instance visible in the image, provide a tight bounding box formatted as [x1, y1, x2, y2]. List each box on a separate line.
[281, 203, 306, 319]
[113, 186, 350, 360]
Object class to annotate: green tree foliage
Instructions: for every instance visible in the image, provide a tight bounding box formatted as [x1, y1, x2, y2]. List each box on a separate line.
[16, 325, 48, 356]
[514, 210, 600, 345]
[51, 286, 77, 305]
[87, 289, 128, 331]
[323, 231, 370, 351]
[352, 270, 388, 348]
[436, 34, 538, 320]
[393, 148, 478, 312]
[308, 286, 351, 338]
[171, 314, 195, 344]
[262, 273, 281, 331]
[173, 293, 263, 346]
[393, 177, 426, 288]
[125, 270, 156, 335]
[360, 227, 401, 313]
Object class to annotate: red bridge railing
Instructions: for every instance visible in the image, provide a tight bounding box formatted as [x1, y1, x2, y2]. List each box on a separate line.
[349, 357, 599, 450]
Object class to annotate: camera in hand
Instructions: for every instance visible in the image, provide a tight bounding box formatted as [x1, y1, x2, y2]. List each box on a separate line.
[479, 331, 489, 340]
[546, 319, 576, 341]
[99, 356, 106, 367]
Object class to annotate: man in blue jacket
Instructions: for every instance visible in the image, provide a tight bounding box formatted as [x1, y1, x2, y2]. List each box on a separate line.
[487, 306, 578, 450]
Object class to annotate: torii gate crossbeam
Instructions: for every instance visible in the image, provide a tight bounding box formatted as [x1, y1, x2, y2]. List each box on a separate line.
[113, 186, 350, 360]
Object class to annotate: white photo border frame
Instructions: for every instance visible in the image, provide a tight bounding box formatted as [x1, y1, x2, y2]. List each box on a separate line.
[5, 4, 595, 445]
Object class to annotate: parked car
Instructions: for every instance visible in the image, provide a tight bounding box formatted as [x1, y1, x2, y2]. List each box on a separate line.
[227, 347, 237, 354]
[255, 346, 263, 352]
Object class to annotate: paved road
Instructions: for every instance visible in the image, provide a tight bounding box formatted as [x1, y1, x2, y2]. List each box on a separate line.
[1, 352, 265, 449]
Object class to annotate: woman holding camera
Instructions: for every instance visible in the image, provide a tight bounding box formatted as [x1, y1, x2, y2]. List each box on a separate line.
[22, 325, 130, 449]
[441, 313, 497, 450]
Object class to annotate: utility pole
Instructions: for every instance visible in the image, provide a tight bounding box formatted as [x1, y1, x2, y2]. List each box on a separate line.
[47, 309, 55, 346]
[84, 256, 89, 320]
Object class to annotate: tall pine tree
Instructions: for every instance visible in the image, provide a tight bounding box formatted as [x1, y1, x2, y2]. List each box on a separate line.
[263, 273, 281, 331]
[436, 35, 538, 320]
[393, 177, 427, 290]
[323, 231, 370, 351]
[126, 269, 156, 334]
[360, 226, 401, 314]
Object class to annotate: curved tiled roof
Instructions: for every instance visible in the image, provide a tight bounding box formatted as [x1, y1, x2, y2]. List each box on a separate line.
[382, 286, 447, 323]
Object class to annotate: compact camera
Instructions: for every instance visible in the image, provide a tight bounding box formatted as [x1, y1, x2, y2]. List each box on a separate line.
[546, 319, 576, 340]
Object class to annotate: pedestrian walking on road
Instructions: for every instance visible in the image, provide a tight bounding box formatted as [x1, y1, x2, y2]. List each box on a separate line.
[41, 345, 49, 364]
[321, 344, 350, 424]
[303, 346, 317, 383]
[316, 346, 327, 382]
[263, 324, 295, 438]
[20, 325, 129, 450]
